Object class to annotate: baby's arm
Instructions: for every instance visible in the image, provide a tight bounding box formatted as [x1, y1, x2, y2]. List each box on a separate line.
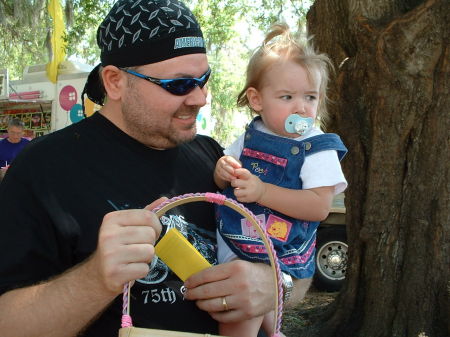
[232, 168, 334, 221]
[214, 155, 242, 190]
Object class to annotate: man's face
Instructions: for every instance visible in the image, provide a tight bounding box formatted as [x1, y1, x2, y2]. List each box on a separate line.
[7, 126, 24, 143]
[118, 54, 209, 149]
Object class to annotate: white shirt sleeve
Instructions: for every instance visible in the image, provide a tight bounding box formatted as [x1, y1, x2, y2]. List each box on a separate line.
[224, 133, 245, 159]
[301, 150, 347, 195]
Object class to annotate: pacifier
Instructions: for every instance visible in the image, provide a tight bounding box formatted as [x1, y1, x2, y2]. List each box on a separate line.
[284, 115, 314, 136]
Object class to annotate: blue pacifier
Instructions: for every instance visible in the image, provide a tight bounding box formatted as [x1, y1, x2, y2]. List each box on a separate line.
[284, 115, 314, 136]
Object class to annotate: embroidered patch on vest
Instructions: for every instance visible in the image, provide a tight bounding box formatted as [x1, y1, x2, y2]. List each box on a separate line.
[249, 162, 268, 175]
[240, 214, 265, 238]
[266, 214, 292, 242]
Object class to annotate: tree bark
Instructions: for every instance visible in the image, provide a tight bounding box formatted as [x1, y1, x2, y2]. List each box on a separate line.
[306, 0, 449, 336]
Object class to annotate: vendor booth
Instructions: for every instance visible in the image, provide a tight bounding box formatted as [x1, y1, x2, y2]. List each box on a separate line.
[0, 61, 95, 140]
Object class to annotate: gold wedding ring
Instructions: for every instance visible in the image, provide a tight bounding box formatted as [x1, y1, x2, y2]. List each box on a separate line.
[222, 297, 229, 311]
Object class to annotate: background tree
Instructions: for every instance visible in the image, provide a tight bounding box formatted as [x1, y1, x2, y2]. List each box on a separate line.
[190, 0, 249, 145]
[0, 0, 314, 145]
[192, 0, 314, 145]
[0, 0, 114, 78]
[64, 0, 115, 65]
[303, 0, 449, 336]
[0, 0, 49, 78]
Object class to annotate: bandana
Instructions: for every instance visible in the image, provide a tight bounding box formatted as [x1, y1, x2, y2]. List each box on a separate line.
[82, 0, 206, 108]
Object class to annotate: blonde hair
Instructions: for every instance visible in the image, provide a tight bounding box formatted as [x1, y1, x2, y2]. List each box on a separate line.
[237, 23, 333, 125]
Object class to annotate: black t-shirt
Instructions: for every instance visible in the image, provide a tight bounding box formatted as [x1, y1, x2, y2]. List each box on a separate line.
[0, 113, 224, 335]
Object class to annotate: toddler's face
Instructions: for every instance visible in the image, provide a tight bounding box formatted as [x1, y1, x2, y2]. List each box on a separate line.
[249, 61, 320, 138]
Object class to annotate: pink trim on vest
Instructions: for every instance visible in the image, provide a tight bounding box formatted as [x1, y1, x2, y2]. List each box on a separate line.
[242, 148, 287, 167]
[235, 243, 267, 254]
[280, 241, 316, 265]
[235, 240, 316, 265]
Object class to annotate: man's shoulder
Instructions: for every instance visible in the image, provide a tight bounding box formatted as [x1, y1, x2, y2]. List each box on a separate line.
[181, 134, 224, 162]
[194, 134, 220, 144]
[21, 118, 94, 157]
[188, 134, 222, 151]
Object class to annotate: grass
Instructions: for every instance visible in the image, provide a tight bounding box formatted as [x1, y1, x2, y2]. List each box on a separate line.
[281, 287, 338, 336]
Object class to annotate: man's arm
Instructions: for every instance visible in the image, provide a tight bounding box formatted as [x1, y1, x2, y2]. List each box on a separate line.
[0, 259, 117, 337]
[0, 205, 163, 337]
[183, 260, 311, 323]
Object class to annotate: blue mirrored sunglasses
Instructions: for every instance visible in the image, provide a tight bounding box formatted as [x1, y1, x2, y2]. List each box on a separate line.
[119, 67, 211, 96]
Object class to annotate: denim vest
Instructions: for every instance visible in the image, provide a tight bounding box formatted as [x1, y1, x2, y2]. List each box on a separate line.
[216, 118, 347, 278]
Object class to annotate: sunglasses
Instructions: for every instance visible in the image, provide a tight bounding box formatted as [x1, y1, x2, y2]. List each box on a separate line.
[120, 67, 211, 96]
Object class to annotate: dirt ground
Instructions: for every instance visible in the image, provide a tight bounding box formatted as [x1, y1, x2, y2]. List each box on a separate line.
[281, 286, 338, 336]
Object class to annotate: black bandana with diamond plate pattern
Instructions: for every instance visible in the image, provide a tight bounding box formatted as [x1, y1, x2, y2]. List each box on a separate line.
[99, 0, 205, 67]
[82, 0, 206, 108]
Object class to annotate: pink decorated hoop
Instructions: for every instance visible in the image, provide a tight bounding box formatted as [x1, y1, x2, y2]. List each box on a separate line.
[121, 192, 284, 337]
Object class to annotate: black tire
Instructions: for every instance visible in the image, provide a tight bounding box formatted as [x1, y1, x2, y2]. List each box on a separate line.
[313, 226, 348, 292]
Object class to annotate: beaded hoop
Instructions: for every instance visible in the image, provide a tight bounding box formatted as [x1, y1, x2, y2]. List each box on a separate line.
[120, 192, 284, 337]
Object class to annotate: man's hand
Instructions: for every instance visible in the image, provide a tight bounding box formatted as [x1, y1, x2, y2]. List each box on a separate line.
[0, 198, 166, 337]
[87, 198, 165, 294]
[183, 260, 275, 323]
[231, 168, 266, 203]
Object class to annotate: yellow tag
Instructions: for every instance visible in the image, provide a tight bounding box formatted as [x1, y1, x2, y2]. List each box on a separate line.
[154, 228, 212, 281]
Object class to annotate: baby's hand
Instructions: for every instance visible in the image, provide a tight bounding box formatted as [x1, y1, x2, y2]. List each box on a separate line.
[232, 168, 266, 203]
[214, 156, 242, 185]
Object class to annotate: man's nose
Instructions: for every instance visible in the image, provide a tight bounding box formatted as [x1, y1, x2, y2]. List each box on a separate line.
[185, 85, 207, 107]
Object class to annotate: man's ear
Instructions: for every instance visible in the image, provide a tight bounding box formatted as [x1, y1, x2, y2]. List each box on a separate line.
[102, 65, 126, 101]
[246, 87, 262, 112]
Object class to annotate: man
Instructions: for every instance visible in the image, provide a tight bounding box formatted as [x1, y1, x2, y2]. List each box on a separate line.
[0, 118, 29, 180]
[0, 1, 309, 336]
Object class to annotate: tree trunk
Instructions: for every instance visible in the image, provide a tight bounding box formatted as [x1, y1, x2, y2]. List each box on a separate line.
[306, 0, 449, 336]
